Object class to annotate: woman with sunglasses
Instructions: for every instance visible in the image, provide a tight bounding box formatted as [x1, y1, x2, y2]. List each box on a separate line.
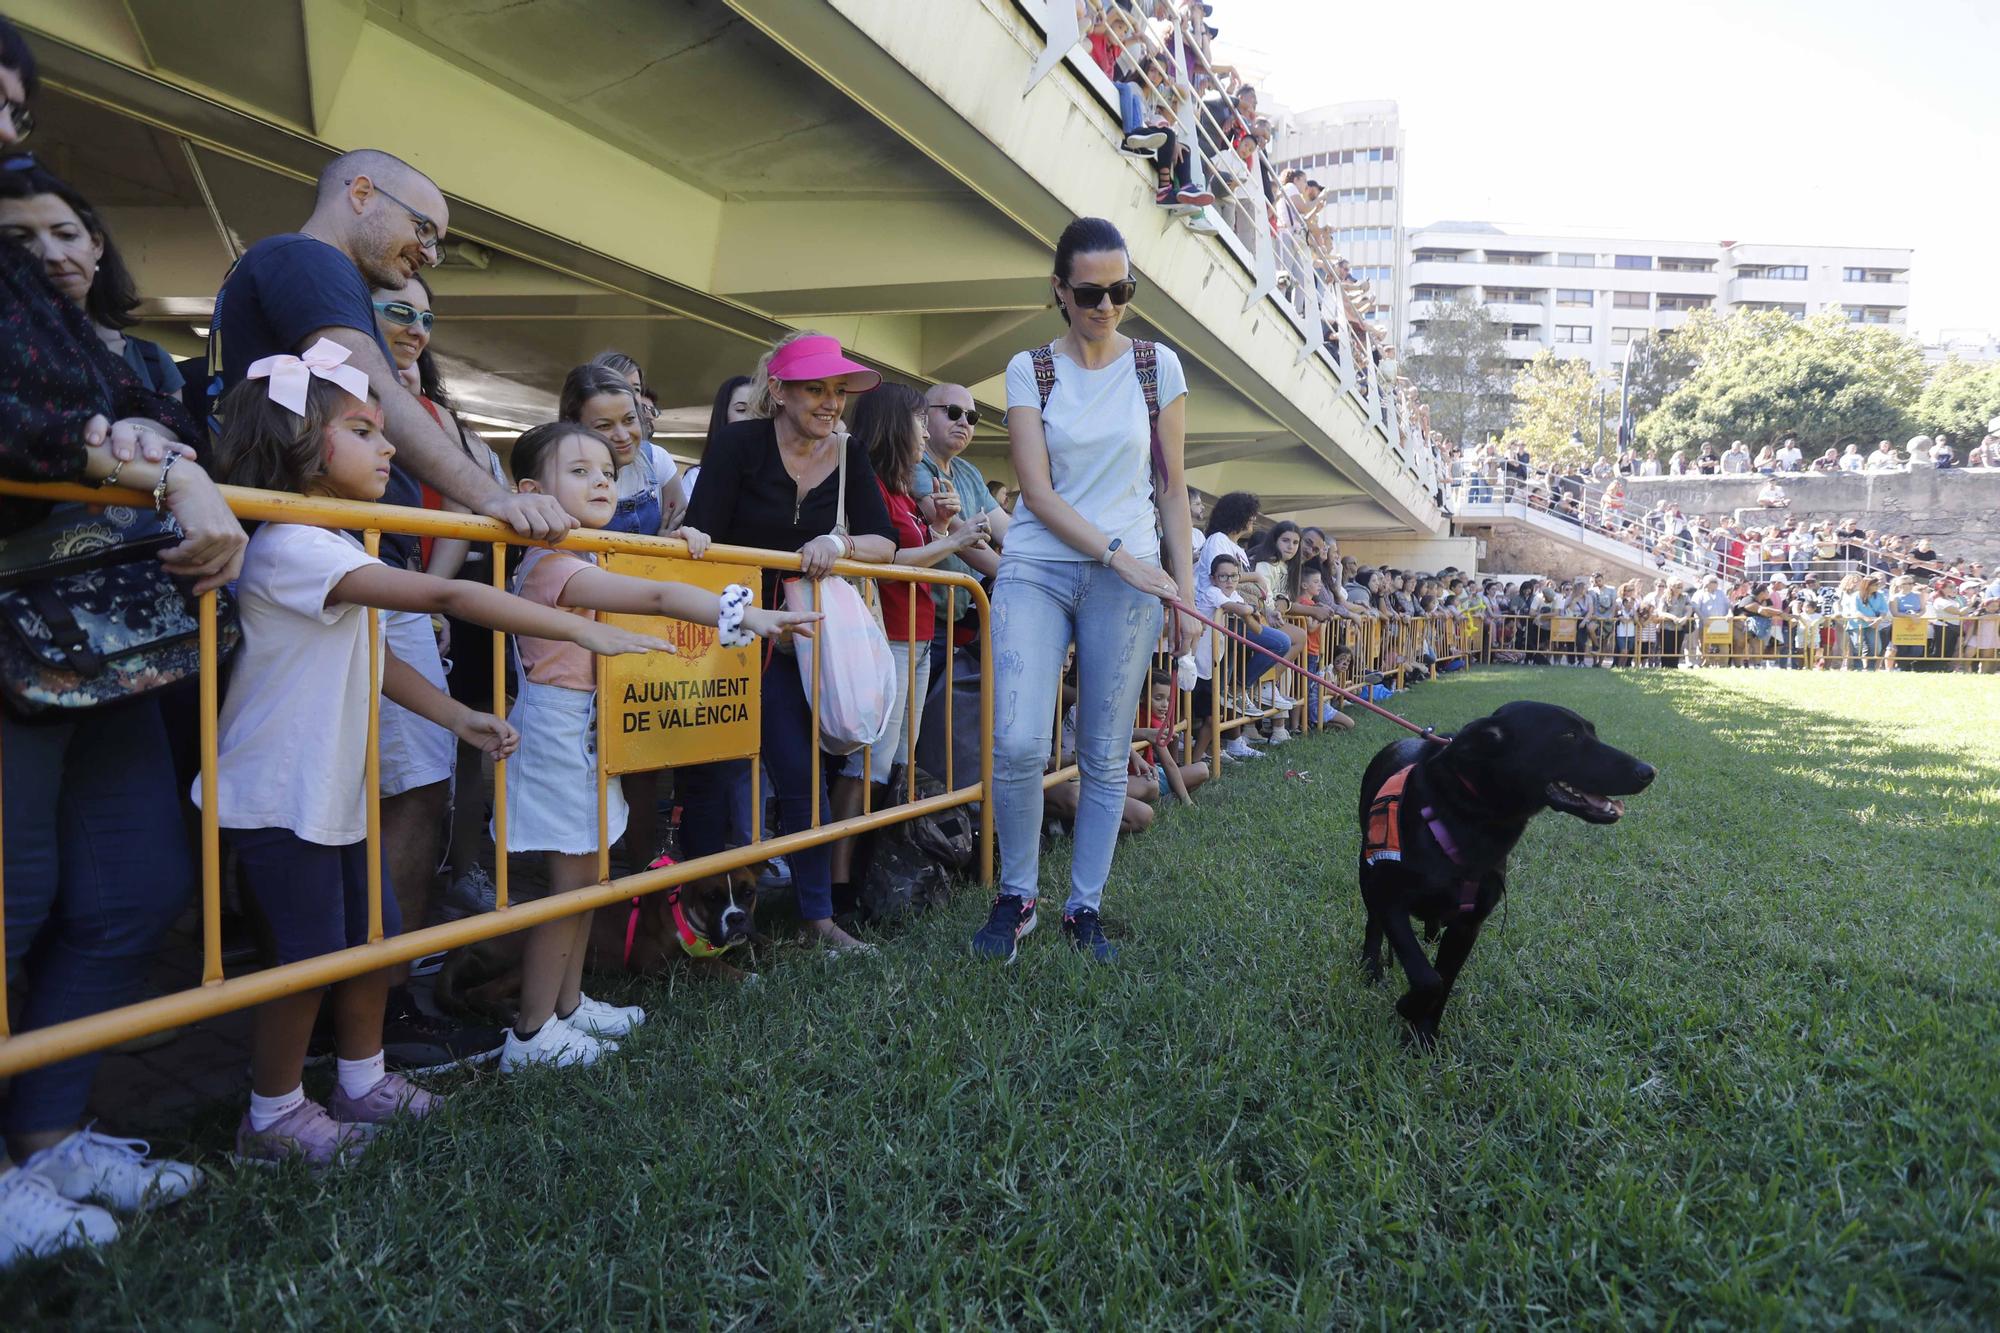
[969, 217, 1196, 966]
[369, 275, 520, 937]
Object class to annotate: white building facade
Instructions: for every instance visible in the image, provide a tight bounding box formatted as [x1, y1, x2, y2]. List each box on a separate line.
[1403, 222, 1912, 375]
[1269, 100, 1405, 341]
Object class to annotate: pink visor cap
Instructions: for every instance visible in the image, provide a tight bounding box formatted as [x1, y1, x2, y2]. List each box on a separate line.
[766, 335, 882, 393]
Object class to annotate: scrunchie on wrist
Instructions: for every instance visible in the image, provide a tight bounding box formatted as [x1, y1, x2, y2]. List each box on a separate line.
[716, 583, 755, 647]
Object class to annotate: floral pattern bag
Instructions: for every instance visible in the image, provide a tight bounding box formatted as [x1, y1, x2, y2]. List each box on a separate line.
[0, 503, 240, 718]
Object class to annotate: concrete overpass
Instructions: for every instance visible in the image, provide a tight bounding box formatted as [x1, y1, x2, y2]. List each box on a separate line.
[15, 0, 1446, 539]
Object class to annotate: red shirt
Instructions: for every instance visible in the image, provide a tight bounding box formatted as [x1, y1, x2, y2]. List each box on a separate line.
[1087, 31, 1116, 79]
[877, 482, 936, 643]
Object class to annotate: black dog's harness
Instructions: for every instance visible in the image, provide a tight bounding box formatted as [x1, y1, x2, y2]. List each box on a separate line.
[1364, 764, 1483, 917]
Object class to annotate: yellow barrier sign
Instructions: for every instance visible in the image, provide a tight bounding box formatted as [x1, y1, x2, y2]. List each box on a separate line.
[1551, 617, 1578, 643]
[600, 554, 761, 774]
[1891, 615, 1929, 647]
[1703, 623, 1734, 646]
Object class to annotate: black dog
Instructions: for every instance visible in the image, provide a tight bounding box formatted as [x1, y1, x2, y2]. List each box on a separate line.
[1356, 701, 1655, 1046]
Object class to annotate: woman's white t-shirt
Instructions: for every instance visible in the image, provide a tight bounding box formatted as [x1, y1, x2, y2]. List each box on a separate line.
[1003, 340, 1187, 565]
[195, 523, 382, 846]
[618, 443, 679, 511]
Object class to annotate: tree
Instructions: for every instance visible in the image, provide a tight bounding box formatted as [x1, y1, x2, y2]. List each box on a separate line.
[1634, 309, 1923, 456]
[1913, 357, 2000, 449]
[1507, 350, 1602, 470]
[1404, 295, 1511, 449]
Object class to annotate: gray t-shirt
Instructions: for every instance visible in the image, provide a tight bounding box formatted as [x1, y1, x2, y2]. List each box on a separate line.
[1002, 341, 1188, 565]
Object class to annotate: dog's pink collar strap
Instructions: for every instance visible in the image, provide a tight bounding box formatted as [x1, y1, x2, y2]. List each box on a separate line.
[669, 883, 742, 960]
[1419, 804, 1482, 916]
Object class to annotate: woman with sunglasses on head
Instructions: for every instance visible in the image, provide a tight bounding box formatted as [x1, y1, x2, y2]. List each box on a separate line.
[969, 217, 1196, 966]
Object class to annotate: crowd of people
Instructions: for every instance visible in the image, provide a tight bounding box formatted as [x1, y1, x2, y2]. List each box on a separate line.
[0, 14, 1083, 1261]
[1451, 439, 1991, 591]
[1465, 569, 1999, 672]
[1077, 0, 1445, 482]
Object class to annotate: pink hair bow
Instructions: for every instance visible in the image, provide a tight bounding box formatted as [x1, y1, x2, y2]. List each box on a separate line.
[244, 337, 373, 415]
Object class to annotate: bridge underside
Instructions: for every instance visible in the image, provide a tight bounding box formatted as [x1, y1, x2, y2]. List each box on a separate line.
[15, 0, 1440, 535]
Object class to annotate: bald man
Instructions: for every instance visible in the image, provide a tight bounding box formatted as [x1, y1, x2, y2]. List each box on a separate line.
[208, 149, 558, 1066]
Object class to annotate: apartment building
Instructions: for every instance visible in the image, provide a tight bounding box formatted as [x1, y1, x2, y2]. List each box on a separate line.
[1269, 100, 1405, 341]
[1403, 222, 1912, 374]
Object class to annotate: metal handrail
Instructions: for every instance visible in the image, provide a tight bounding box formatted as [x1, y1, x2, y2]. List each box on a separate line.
[0, 478, 995, 1077]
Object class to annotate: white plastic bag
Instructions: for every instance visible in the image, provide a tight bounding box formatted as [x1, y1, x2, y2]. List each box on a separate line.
[784, 575, 894, 756]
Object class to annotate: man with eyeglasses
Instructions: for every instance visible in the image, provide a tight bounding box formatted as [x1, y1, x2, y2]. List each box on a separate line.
[209, 147, 573, 545]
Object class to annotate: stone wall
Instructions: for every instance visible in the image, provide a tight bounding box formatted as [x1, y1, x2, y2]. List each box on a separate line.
[1623, 468, 2000, 566]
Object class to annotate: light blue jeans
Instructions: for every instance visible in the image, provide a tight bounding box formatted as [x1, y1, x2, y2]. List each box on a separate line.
[991, 556, 1163, 914]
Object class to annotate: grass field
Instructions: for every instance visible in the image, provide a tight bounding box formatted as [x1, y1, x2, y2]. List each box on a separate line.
[4, 667, 1997, 1328]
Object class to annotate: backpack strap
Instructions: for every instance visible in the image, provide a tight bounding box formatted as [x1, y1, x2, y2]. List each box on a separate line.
[1030, 342, 1057, 413]
[1131, 339, 1171, 505]
[1133, 338, 1161, 426]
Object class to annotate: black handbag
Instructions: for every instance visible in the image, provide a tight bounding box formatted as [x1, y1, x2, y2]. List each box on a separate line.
[0, 501, 240, 719]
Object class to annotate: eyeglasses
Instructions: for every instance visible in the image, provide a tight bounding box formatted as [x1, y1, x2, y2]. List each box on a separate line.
[932, 403, 981, 427]
[1, 98, 33, 144]
[1064, 277, 1138, 309]
[362, 180, 443, 265]
[373, 300, 434, 333]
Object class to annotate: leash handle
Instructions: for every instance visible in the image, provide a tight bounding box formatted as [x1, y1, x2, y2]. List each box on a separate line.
[1164, 598, 1449, 744]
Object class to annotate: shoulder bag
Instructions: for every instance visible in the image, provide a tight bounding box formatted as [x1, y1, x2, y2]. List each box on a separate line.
[0, 502, 241, 718]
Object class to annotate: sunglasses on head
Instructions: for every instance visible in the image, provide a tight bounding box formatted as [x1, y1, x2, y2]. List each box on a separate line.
[373, 300, 434, 333]
[932, 403, 981, 427]
[1064, 277, 1138, 309]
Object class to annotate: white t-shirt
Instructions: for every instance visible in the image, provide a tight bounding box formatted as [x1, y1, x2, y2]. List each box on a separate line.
[1194, 531, 1248, 601]
[197, 524, 382, 845]
[1003, 340, 1188, 566]
[1776, 444, 1802, 470]
[617, 443, 680, 510]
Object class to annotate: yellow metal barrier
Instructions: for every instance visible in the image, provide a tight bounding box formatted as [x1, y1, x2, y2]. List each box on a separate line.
[0, 479, 993, 1077]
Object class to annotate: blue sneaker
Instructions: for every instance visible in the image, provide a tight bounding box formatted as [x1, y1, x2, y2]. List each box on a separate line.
[970, 895, 1037, 964]
[1061, 908, 1117, 963]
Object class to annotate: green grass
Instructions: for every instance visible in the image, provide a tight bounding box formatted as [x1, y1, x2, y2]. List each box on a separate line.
[5, 668, 1998, 1328]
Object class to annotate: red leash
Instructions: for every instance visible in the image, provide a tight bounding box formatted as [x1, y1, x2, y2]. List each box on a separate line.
[1166, 598, 1450, 746]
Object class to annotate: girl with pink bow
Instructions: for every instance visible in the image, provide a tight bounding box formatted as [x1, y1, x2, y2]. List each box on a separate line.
[196, 340, 676, 1169]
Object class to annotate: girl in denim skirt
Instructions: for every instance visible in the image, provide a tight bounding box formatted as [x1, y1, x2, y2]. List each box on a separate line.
[497, 423, 819, 1073]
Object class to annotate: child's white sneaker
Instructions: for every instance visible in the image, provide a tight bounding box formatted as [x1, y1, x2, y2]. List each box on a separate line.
[565, 994, 645, 1040]
[22, 1127, 201, 1213]
[501, 1015, 614, 1072]
[0, 1165, 118, 1268]
[1267, 726, 1292, 745]
[1223, 739, 1264, 760]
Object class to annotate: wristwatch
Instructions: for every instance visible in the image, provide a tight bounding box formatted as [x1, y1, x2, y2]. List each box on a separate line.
[1100, 537, 1122, 567]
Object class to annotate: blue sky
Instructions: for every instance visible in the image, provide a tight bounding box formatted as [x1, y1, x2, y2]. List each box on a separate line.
[1216, 0, 1997, 336]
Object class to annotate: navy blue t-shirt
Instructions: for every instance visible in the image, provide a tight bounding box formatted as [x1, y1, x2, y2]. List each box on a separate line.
[213, 233, 422, 568]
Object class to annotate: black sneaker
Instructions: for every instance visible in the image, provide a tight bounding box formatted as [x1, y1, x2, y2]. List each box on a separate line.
[381, 989, 505, 1074]
[969, 895, 1037, 964]
[1061, 908, 1117, 963]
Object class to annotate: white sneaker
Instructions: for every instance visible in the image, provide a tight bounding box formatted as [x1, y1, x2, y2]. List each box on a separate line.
[1223, 739, 1264, 760]
[1260, 684, 1299, 710]
[0, 1164, 118, 1268]
[23, 1127, 201, 1213]
[1184, 212, 1220, 234]
[565, 993, 645, 1040]
[1268, 726, 1292, 745]
[1581, 656, 1595, 669]
[500, 1015, 614, 1072]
